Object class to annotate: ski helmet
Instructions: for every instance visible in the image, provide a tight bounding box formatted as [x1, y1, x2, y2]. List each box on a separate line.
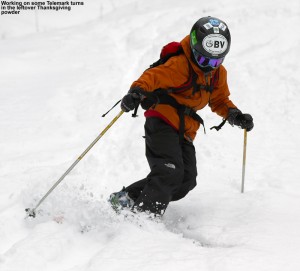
[190, 16, 231, 71]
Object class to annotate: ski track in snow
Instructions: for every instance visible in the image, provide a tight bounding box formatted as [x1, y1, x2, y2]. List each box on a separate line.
[0, 0, 300, 270]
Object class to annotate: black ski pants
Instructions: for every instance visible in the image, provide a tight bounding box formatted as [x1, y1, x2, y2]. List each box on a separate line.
[125, 117, 197, 215]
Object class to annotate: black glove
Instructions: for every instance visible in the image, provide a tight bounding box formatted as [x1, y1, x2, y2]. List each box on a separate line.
[227, 108, 254, 132]
[120, 88, 142, 112]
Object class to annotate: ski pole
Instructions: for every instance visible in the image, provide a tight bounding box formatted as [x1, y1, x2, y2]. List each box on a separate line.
[241, 129, 247, 193]
[25, 110, 124, 218]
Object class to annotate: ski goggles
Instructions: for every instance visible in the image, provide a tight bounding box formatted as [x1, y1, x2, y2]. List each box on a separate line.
[192, 49, 224, 69]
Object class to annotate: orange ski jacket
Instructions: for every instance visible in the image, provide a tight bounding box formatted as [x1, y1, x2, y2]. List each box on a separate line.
[131, 35, 237, 141]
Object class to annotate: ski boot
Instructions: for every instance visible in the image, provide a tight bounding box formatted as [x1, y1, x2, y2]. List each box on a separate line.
[108, 187, 134, 212]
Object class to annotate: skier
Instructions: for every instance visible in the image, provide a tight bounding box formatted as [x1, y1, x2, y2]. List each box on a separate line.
[109, 16, 254, 216]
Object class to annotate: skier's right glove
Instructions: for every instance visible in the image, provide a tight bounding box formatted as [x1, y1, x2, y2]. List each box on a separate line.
[227, 108, 254, 132]
[120, 88, 143, 112]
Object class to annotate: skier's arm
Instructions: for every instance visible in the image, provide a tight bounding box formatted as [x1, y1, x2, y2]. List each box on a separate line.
[130, 55, 189, 92]
[121, 56, 189, 112]
[209, 66, 237, 118]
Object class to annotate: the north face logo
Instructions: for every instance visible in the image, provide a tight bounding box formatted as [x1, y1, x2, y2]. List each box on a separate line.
[164, 163, 176, 169]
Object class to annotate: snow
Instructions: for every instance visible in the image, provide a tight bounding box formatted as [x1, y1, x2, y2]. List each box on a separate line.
[1, 0, 300, 270]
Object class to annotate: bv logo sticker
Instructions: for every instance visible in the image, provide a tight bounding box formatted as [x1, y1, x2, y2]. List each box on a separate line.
[202, 34, 228, 56]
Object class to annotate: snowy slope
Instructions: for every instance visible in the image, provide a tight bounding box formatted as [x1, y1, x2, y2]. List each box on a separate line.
[1, 0, 300, 270]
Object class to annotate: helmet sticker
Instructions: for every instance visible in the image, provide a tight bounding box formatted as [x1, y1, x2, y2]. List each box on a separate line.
[202, 34, 228, 55]
[203, 23, 213, 30]
[218, 22, 227, 31]
[191, 30, 198, 45]
[213, 27, 219, 33]
[209, 19, 220, 26]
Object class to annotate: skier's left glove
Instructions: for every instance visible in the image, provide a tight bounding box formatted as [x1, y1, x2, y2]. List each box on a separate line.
[227, 108, 254, 132]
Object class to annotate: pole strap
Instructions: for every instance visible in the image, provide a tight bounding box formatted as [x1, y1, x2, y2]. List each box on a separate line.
[210, 119, 227, 131]
[102, 99, 121, 117]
